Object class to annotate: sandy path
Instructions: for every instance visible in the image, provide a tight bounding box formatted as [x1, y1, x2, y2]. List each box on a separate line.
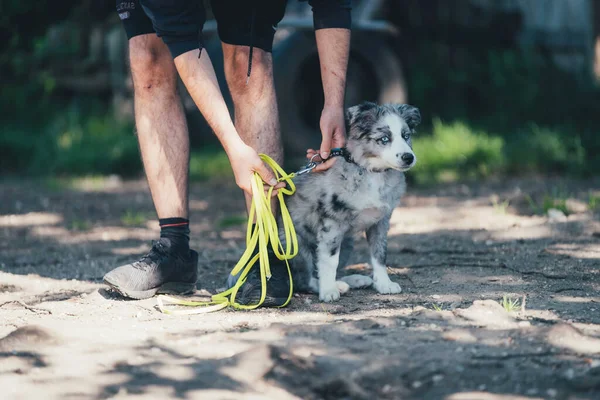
[1, 178, 599, 399]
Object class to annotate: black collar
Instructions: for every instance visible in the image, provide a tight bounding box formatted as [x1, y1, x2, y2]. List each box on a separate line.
[326, 147, 355, 164]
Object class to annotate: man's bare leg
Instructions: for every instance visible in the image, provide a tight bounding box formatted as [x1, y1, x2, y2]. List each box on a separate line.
[222, 44, 284, 214]
[103, 34, 198, 300]
[129, 34, 189, 219]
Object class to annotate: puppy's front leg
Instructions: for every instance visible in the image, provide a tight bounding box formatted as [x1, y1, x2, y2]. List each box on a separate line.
[317, 232, 347, 302]
[367, 215, 402, 294]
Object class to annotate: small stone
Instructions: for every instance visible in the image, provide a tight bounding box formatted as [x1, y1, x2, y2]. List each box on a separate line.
[412, 381, 422, 389]
[526, 388, 538, 395]
[485, 240, 493, 246]
[432, 295, 441, 299]
[478, 384, 486, 391]
[431, 280, 440, 284]
[432, 374, 444, 383]
[547, 389, 557, 397]
[547, 208, 567, 222]
[382, 385, 392, 393]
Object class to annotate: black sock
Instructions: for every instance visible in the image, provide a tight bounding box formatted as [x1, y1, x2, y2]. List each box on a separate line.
[159, 218, 190, 252]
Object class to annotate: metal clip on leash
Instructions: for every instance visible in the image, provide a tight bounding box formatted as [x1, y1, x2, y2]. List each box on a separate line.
[294, 153, 322, 176]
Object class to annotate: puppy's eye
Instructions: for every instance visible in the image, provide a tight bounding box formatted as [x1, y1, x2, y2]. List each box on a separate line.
[377, 136, 390, 145]
[402, 132, 410, 140]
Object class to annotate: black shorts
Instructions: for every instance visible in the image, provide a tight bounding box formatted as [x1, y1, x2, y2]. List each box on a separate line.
[116, 0, 287, 58]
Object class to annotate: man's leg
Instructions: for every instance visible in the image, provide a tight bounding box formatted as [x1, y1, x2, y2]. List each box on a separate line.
[103, 2, 197, 300]
[223, 44, 283, 213]
[129, 34, 190, 220]
[214, 0, 292, 306]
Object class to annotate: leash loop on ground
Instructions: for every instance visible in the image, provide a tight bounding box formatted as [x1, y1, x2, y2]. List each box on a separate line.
[156, 154, 298, 314]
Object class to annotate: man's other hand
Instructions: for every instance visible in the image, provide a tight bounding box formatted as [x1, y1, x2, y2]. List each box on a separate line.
[227, 142, 285, 197]
[306, 106, 346, 173]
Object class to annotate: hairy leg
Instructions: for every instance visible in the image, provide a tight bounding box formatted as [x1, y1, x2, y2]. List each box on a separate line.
[222, 44, 283, 213]
[129, 34, 189, 218]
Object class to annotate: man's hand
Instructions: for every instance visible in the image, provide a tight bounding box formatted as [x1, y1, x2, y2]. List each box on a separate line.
[226, 142, 285, 197]
[305, 106, 346, 172]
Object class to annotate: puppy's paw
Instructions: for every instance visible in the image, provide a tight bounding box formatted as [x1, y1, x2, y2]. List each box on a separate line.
[341, 274, 373, 289]
[373, 279, 402, 294]
[336, 280, 350, 294]
[319, 286, 341, 302]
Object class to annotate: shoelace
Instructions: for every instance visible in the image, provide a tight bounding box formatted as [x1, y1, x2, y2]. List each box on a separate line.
[133, 240, 170, 270]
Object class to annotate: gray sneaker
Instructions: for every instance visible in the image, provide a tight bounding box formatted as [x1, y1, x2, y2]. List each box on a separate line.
[103, 238, 198, 300]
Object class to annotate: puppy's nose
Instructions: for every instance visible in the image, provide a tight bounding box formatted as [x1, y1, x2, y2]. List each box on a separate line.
[400, 153, 414, 164]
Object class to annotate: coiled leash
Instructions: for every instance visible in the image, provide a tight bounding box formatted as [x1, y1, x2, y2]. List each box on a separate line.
[157, 154, 316, 315]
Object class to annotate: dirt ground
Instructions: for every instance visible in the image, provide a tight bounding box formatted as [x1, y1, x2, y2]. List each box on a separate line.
[1, 176, 600, 400]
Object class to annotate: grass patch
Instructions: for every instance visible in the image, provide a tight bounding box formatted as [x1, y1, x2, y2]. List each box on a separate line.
[525, 186, 571, 216]
[431, 303, 443, 312]
[1, 100, 141, 177]
[218, 215, 248, 228]
[589, 192, 600, 212]
[411, 119, 504, 185]
[189, 148, 233, 182]
[501, 295, 521, 313]
[70, 219, 91, 231]
[505, 124, 586, 175]
[490, 195, 510, 215]
[121, 210, 150, 227]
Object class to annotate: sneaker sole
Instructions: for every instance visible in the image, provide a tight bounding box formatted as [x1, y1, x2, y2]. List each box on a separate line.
[103, 279, 196, 300]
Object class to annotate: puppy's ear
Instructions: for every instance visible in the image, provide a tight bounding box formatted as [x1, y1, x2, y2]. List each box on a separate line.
[346, 101, 378, 126]
[396, 104, 421, 130]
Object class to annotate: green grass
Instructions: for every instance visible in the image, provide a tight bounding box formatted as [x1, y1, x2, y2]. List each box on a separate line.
[490, 195, 510, 215]
[1, 100, 141, 177]
[431, 303, 443, 312]
[189, 149, 233, 182]
[589, 192, 600, 212]
[525, 186, 571, 216]
[121, 210, 150, 227]
[218, 215, 248, 228]
[501, 295, 521, 313]
[69, 219, 91, 231]
[411, 119, 505, 185]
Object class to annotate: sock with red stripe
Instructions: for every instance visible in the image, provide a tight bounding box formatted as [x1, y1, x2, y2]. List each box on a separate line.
[159, 218, 190, 252]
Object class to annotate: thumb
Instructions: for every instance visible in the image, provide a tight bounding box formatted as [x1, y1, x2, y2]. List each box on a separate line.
[255, 162, 278, 187]
[320, 133, 332, 160]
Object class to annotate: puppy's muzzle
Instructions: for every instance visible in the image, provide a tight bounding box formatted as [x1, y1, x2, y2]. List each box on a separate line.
[399, 152, 416, 169]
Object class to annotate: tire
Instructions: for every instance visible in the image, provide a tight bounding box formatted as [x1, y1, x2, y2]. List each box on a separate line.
[273, 31, 408, 162]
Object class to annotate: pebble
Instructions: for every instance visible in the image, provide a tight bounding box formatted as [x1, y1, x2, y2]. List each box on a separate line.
[526, 388, 538, 395]
[547, 388, 558, 397]
[432, 295, 441, 299]
[412, 381, 422, 389]
[432, 374, 444, 383]
[547, 209, 567, 222]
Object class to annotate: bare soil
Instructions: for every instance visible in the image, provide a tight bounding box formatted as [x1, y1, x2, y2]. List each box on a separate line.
[1, 176, 600, 400]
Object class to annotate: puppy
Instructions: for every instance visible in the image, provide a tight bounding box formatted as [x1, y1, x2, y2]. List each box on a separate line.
[284, 102, 421, 302]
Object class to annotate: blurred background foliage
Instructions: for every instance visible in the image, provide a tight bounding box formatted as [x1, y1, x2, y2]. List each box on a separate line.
[1, 0, 599, 186]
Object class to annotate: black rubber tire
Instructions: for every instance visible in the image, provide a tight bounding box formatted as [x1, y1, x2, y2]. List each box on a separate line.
[273, 31, 408, 163]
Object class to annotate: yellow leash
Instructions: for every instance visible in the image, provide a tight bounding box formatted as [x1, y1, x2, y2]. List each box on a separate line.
[156, 154, 301, 314]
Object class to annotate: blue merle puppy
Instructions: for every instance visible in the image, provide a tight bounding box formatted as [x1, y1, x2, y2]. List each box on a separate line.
[283, 101, 421, 302]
